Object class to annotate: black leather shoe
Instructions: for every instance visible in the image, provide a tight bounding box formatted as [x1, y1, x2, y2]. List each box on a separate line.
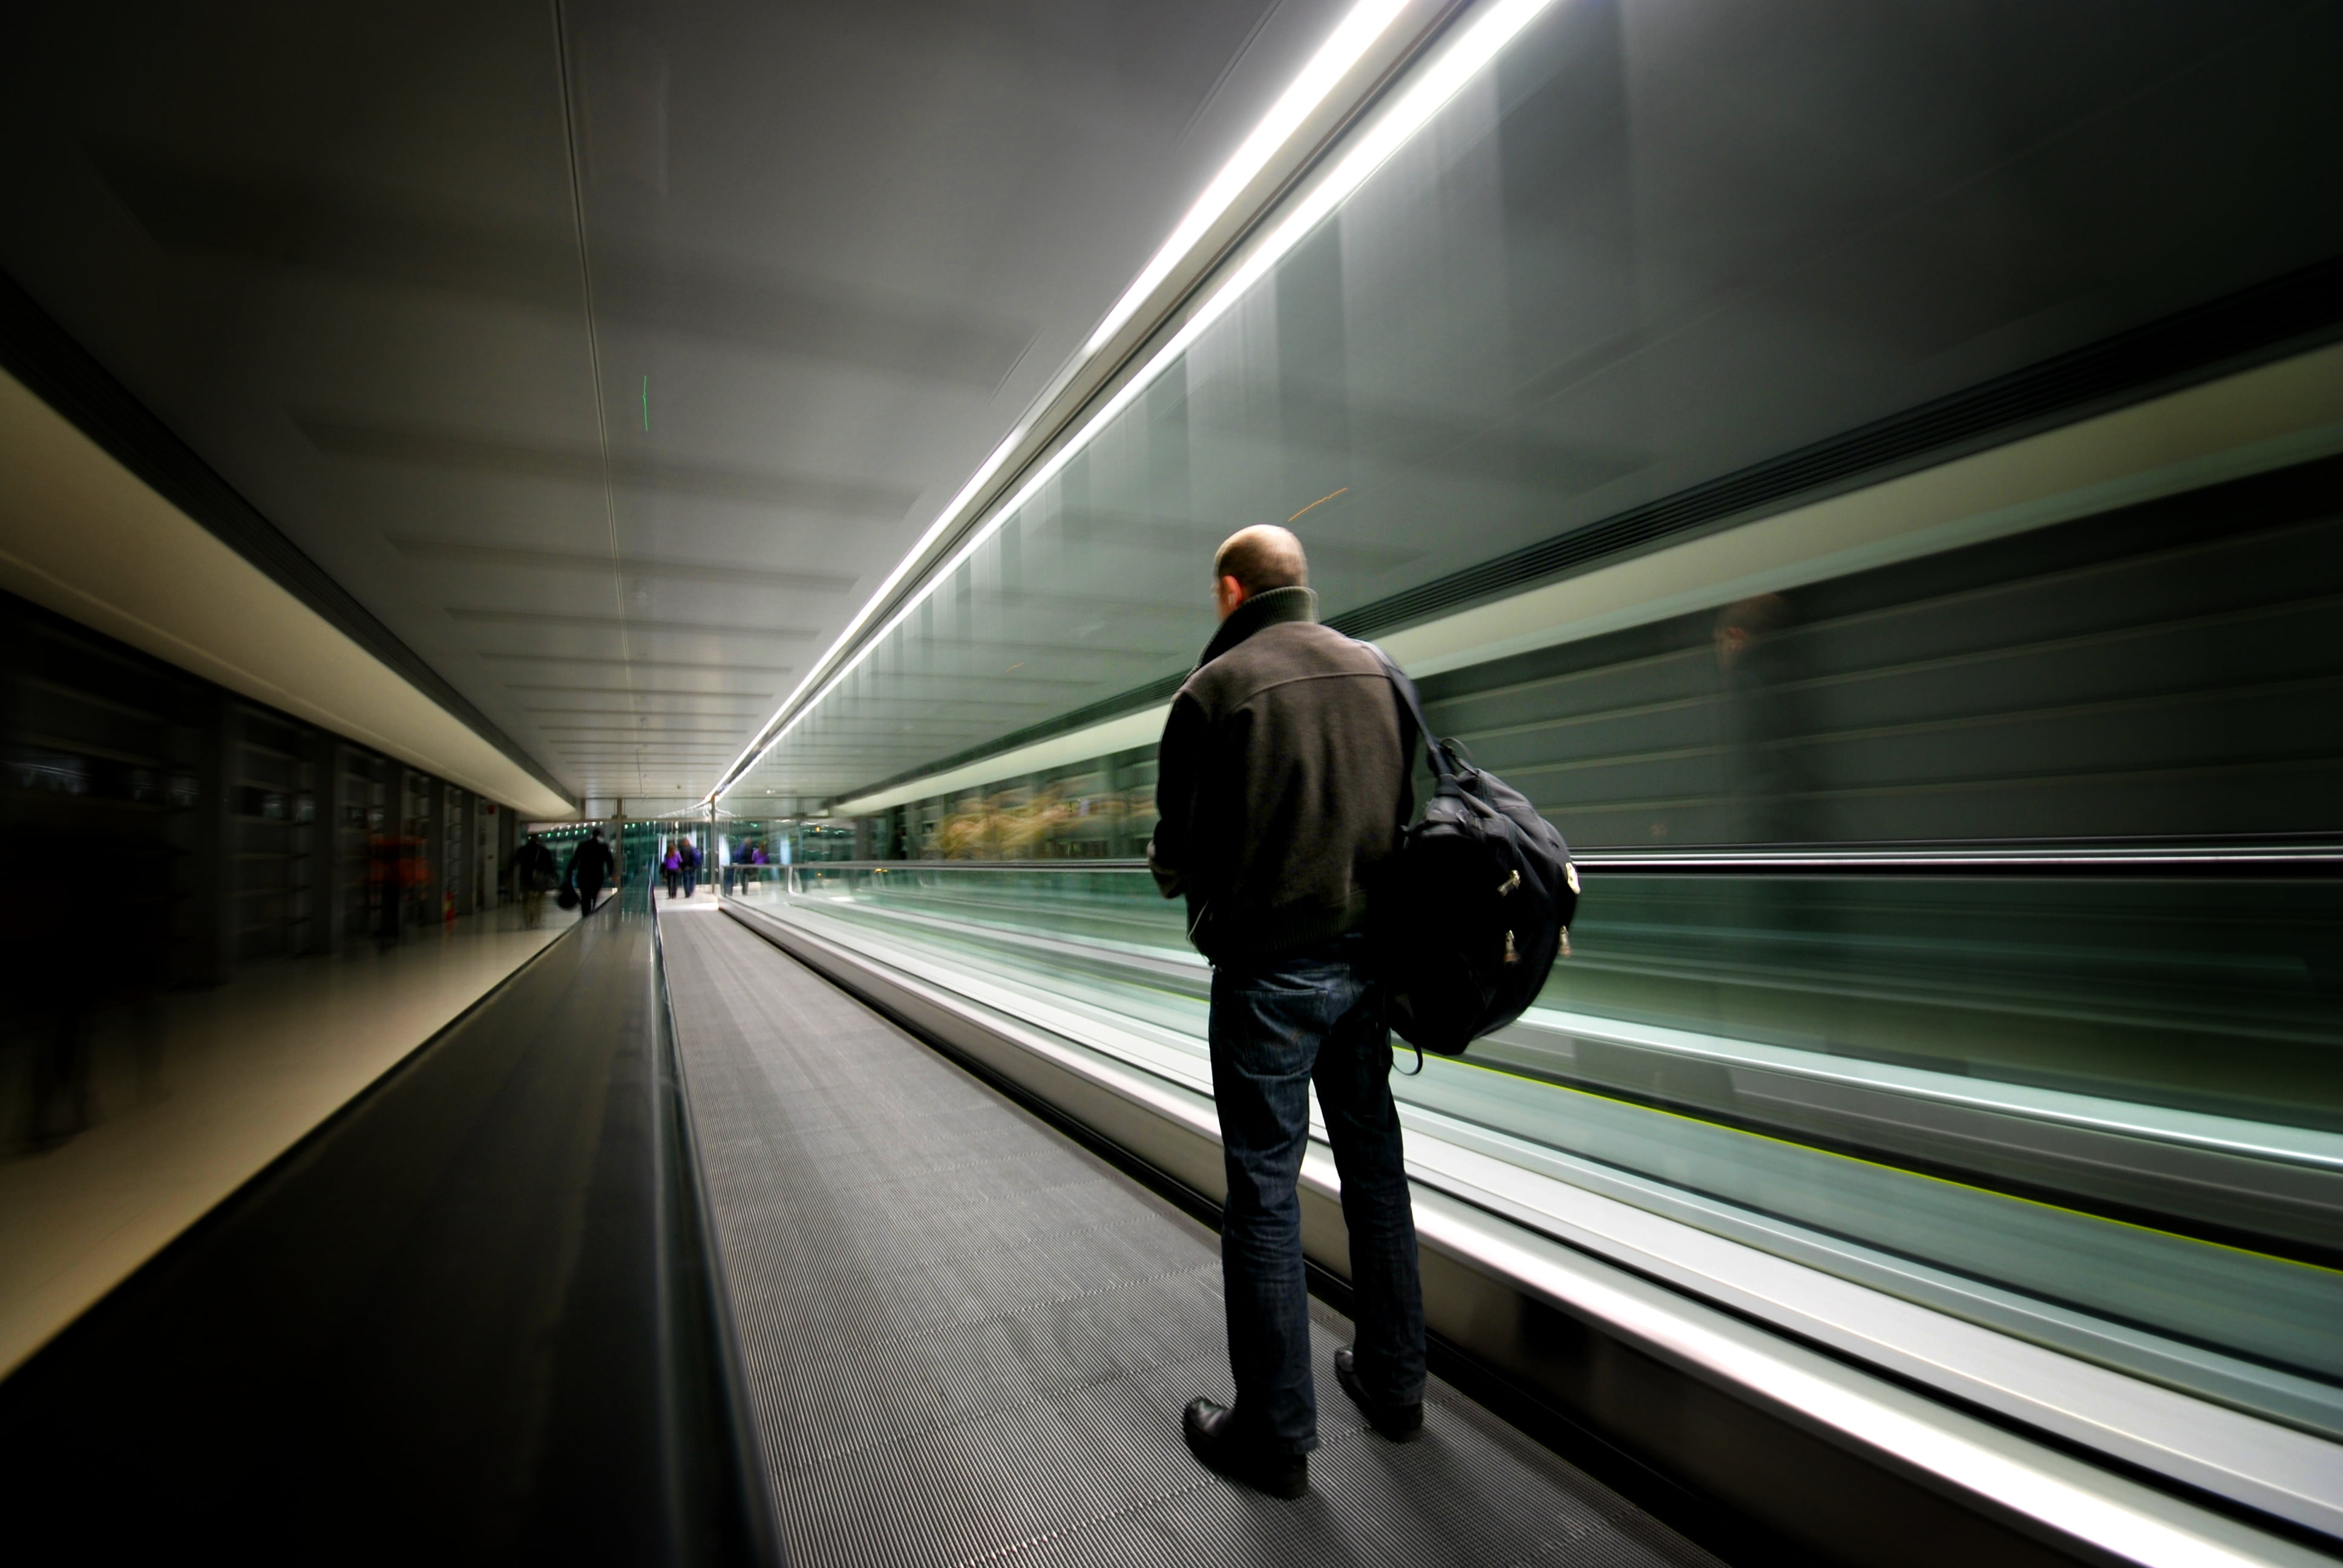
[1335, 1348, 1423, 1442]
[1183, 1398, 1308, 1499]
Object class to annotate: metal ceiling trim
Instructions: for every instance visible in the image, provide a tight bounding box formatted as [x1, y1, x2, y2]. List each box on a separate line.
[1327, 253, 2343, 647]
[814, 276, 2343, 814]
[0, 268, 576, 811]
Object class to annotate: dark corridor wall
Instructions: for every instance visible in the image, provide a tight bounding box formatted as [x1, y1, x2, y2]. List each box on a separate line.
[0, 589, 518, 991]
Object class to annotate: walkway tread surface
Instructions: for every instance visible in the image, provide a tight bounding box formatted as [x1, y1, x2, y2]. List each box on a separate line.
[0, 909, 756, 1563]
[660, 905, 1723, 1568]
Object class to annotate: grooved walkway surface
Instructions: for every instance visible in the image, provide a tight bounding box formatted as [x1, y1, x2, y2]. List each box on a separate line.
[660, 904, 1721, 1568]
[0, 900, 578, 1378]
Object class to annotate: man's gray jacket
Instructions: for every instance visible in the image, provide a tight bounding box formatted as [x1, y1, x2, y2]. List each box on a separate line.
[1147, 586, 1414, 963]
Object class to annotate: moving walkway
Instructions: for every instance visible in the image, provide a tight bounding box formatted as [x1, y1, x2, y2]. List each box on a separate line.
[658, 903, 1735, 1568]
[0, 909, 768, 1564]
[725, 854, 2342, 1565]
[0, 870, 2329, 1565]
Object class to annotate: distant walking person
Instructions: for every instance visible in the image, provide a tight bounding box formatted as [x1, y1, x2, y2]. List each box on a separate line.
[568, 828, 615, 914]
[515, 832, 557, 926]
[680, 837, 701, 898]
[1149, 525, 1424, 1500]
[663, 841, 682, 899]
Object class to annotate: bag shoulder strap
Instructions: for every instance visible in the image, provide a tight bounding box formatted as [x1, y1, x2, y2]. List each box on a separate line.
[1358, 641, 1454, 782]
[1358, 639, 1437, 1079]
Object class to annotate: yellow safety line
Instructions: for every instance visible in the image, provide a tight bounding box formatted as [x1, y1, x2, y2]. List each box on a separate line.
[1440, 1048, 2343, 1278]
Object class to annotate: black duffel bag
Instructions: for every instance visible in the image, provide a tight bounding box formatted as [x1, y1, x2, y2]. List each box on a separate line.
[1366, 646, 1578, 1060]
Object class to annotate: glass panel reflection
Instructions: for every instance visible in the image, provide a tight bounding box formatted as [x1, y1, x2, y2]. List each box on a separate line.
[730, 858, 2343, 1441]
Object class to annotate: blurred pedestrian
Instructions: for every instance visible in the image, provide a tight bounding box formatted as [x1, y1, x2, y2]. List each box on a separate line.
[1714, 592, 1823, 976]
[568, 828, 615, 914]
[662, 840, 681, 899]
[515, 832, 557, 926]
[680, 837, 701, 898]
[9, 821, 94, 1146]
[1713, 593, 1814, 844]
[1149, 525, 1423, 1500]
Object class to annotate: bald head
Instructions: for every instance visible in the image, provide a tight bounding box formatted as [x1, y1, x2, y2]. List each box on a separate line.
[1212, 525, 1308, 620]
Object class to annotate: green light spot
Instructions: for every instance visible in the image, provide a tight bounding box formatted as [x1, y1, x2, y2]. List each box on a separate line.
[640, 375, 649, 431]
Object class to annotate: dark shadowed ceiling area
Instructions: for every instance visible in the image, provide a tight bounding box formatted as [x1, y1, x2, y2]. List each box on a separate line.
[0, 0, 1349, 812]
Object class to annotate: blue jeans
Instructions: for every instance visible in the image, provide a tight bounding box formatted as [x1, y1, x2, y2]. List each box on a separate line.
[1208, 932, 1425, 1454]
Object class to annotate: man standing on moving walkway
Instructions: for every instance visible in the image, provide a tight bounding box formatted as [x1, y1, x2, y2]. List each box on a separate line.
[1150, 524, 1426, 1500]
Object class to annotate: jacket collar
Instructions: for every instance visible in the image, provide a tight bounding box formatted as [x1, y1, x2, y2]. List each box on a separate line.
[1196, 585, 1317, 670]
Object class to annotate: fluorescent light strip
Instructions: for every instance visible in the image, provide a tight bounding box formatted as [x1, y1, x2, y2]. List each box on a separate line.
[703, 420, 1032, 794]
[715, 0, 1556, 805]
[703, 4, 1414, 802]
[1081, 0, 1412, 358]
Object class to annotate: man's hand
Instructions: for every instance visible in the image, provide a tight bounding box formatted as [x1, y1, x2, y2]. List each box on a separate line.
[1147, 837, 1184, 898]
